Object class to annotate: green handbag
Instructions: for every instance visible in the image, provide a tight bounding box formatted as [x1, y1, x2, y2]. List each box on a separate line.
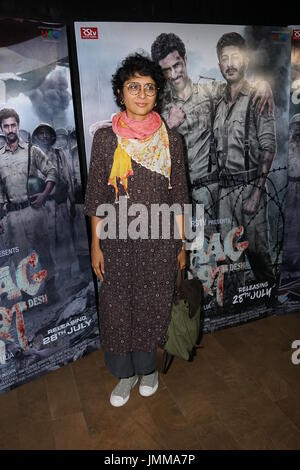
[156, 269, 204, 373]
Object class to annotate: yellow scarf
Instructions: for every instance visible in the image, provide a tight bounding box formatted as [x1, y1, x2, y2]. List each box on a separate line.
[109, 122, 171, 203]
[108, 144, 133, 201]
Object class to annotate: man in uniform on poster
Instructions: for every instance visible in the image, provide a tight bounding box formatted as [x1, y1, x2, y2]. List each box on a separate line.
[213, 32, 276, 302]
[151, 32, 274, 306]
[0, 108, 58, 302]
[150, 32, 273, 221]
[32, 123, 77, 284]
[55, 127, 69, 152]
[151, 32, 222, 222]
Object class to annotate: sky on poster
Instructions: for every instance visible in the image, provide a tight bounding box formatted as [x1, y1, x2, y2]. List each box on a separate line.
[0, 26, 75, 133]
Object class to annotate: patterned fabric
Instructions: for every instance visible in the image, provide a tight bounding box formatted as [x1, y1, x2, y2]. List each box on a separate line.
[117, 121, 171, 184]
[109, 113, 172, 202]
[83, 126, 190, 354]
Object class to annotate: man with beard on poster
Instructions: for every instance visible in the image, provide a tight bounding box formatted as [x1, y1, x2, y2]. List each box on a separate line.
[150, 32, 274, 222]
[213, 32, 276, 305]
[0, 108, 58, 303]
[32, 123, 77, 284]
[151, 32, 274, 308]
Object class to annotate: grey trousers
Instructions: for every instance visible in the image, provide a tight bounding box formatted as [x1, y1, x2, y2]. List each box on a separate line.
[104, 349, 156, 378]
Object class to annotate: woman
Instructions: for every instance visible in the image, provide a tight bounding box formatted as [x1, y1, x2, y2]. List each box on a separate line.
[83, 53, 189, 407]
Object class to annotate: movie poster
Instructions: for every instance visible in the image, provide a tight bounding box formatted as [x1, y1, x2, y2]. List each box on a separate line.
[279, 27, 300, 309]
[74, 22, 291, 332]
[0, 18, 99, 394]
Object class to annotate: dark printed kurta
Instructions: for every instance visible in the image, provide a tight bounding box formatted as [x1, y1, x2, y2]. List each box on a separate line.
[83, 127, 189, 354]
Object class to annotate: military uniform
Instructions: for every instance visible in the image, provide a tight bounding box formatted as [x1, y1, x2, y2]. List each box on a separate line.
[162, 81, 225, 195]
[32, 124, 76, 277]
[213, 80, 276, 286]
[162, 79, 225, 287]
[45, 148, 75, 274]
[0, 140, 57, 281]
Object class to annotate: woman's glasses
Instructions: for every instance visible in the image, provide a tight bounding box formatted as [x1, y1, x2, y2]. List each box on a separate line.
[124, 82, 158, 97]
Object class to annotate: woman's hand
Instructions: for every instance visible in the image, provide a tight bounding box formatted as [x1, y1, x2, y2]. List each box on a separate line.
[177, 247, 186, 270]
[91, 243, 105, 282]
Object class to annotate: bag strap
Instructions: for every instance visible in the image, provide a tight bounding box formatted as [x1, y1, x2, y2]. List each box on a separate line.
[177, 267, 185, 290]
[174, 267, 198, 300]
[173, 268, 185, 303]
[155, 347, 173, 374]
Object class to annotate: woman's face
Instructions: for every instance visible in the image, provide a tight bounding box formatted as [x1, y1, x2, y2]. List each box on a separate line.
[121, 73, 157, 121]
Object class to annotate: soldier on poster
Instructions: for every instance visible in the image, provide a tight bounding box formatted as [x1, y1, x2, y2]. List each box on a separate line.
[150, 31, 275, 309]
[213, 32, 277, 306]
[32, 123, 77, 284]
[55, 127, 73, 174]
[74, 21, 290, 329]
[0, 18, 99, 395]
[151, 33, 273, 210]
[54, 127, 69, 151]
[151, 32, 222, 224]
[0, 108, 58, 302]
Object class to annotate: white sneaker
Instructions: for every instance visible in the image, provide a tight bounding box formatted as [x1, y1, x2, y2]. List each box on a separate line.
[110, 375, 139, 407]
[139, 371, 159, 397]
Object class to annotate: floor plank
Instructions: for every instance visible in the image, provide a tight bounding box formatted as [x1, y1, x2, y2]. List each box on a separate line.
[0, 311, 299, 449]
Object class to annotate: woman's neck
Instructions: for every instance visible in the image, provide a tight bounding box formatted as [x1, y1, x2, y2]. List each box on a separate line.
[125, 110, 153, 122]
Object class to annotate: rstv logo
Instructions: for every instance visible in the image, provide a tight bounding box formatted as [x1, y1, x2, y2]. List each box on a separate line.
[80, 27, 98, 40]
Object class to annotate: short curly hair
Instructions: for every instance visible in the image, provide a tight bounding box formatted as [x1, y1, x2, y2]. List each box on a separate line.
[111, 52, 166, 112]
[151, 33, 186, 64]
[216, 32, 247, 60]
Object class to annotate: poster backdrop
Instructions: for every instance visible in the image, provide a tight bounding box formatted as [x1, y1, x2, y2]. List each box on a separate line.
[279, 27, 300, 309]
[0, 18, 99, 394]
[75, 22, 291, 332]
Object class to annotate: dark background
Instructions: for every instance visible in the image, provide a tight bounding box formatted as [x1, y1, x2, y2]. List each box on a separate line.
[0, 0, 297, 26]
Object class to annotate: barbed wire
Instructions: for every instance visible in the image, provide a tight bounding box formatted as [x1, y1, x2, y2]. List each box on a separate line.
[192, 165, 288, 300]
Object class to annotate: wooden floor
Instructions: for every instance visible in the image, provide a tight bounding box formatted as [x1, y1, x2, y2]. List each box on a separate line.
[1, 311, 300, 450]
